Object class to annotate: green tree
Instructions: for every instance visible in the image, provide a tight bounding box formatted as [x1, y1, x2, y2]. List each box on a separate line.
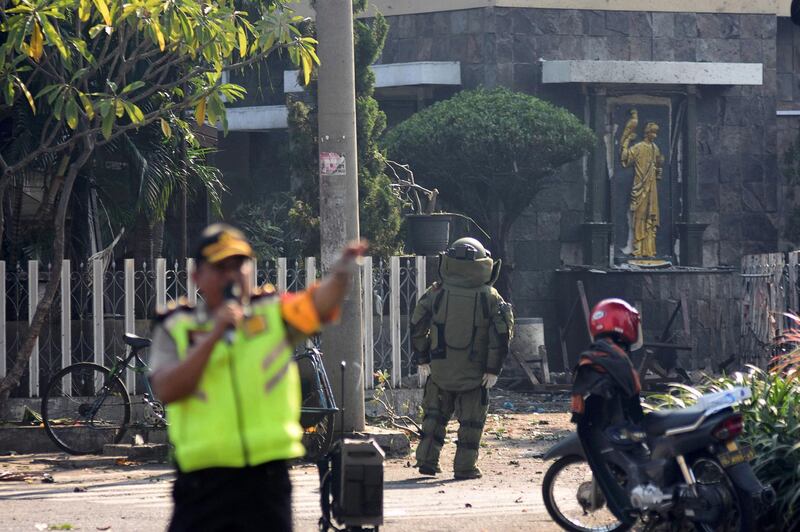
[384, 87, 595, 297]
[281, 0, 402, 258]
[0, 0, 318, 410]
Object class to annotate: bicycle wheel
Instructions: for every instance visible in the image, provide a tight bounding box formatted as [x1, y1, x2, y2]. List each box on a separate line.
[302, 412, 335, 463]
[41, 362, 131, 455]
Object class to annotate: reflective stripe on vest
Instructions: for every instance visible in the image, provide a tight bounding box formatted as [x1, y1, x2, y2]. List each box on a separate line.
[164, 297, 304, 472]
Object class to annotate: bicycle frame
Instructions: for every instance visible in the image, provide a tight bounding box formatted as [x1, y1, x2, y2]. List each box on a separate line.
[295, 347, 338, 427]
[100, 345, 166, 427]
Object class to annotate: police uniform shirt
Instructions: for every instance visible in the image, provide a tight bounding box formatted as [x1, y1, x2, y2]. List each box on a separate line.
[149, 286, 337, 373]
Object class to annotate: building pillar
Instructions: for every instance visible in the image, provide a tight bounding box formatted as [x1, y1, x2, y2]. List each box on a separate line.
[678, 86, 707, 267]
[582, 87, 612, 266]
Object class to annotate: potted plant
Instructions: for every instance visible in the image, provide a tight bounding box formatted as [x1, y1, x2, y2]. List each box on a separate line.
[386, 160, 449, 256]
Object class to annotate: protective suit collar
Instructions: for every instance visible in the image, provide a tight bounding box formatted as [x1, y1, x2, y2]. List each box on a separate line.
[438, 254, 494, 288]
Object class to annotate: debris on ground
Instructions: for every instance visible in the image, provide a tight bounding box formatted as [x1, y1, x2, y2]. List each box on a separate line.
[0, 470, 27, 481]
[41, 473, 55, 483]
[114, 458, 141, 467]
[20, 406, 43, 425]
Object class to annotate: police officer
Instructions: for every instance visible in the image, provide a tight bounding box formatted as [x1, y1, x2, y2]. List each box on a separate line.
[411, 238, 513, 479]
[148, 224, 366, 532]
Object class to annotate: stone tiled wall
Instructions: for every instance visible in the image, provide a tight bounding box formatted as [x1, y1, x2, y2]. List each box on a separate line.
[378, 8, 779, 365]
[776, 17, 800, 249]
[556, 270, 740, 372]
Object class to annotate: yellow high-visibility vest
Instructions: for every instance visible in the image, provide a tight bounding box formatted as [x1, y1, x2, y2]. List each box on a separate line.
[163, 294, 304, 472]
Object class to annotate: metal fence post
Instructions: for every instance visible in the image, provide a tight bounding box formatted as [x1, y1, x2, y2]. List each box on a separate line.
[362, 257, 373, 390]
[155, 258, 167, 311]
[0, 261, 5, 380]
[61, 260, 71, 392]
[305, 257, 316, 288]
[187, 259, 197, 305]
[415, 256, 426, 301]
[415, 256, 426, 388]
[28, 260, 39, 396]
[277, 258, 287, 293]
[124, 259, 135, 392]
[390, 256, 401, 387]
[92, 259, 104, 368]
[305, 257, 317, 349]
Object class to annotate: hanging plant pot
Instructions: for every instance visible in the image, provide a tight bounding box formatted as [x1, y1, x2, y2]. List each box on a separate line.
[404, 214, 452, 256]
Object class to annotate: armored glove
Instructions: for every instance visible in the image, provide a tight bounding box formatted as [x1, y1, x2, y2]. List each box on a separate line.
[482, 373, 498, 389]
[418, 363, 431, 379]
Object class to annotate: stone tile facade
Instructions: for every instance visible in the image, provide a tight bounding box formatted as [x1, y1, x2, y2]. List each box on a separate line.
[377, 8, 780, 367]
[224, 7, 793, 370]
[556, 270, 739, 372]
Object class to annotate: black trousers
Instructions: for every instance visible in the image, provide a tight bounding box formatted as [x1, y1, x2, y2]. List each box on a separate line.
[169, 460, 293, 532]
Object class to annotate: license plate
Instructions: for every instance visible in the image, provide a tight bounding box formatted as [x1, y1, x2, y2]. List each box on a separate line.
[717, 444, 755, 468]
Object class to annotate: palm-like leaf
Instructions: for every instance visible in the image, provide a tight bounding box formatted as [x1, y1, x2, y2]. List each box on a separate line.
[647, 353, 800, 527]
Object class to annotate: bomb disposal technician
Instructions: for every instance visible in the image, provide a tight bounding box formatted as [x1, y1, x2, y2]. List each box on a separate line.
[411, 238, 513, 479]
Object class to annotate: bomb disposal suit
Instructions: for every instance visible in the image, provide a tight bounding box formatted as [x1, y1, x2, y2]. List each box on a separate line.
[411, 238, 513, 479]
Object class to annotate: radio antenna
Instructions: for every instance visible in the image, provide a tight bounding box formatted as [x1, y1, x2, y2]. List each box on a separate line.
[339, 361, 347, 443]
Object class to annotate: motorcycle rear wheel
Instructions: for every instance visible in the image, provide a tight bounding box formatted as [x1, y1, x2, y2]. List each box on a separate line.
[682, 455, 756, 532]
[542, 454, 631, 532]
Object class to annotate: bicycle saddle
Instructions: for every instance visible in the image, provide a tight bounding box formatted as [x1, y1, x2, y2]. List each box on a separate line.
[124, 333, 152, 349]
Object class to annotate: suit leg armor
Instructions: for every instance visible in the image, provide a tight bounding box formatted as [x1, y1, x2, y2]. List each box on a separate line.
[415, 378, 455, 473]
[453, 387, 489, 478]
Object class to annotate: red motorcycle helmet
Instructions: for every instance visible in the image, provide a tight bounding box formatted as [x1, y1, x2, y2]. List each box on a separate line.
[589, 298, 643, 350]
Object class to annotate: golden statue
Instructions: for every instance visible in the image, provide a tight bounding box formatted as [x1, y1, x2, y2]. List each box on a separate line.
[620, 113, 664, 258]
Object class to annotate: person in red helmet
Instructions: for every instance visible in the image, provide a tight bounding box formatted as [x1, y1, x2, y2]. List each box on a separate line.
[571, 298, 644, 425]
[570, 298, 645, 521]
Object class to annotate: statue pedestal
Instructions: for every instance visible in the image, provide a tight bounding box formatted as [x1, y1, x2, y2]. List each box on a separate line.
[627, 259, 672, 268]
[676, 223, 709, 267]
[582, 222, 613, 267]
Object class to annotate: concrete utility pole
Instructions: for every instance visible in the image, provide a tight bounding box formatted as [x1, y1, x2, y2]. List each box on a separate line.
[316, 0, 365, 432]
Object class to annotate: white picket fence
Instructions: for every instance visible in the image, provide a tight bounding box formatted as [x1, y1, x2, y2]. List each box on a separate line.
[1, 256, 427, 398]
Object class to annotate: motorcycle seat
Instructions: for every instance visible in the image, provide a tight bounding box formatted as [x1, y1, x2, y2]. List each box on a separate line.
[643, 404, 707, 436]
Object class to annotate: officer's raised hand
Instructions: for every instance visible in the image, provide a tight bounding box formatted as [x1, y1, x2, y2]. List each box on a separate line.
[310, 240, 369, 319]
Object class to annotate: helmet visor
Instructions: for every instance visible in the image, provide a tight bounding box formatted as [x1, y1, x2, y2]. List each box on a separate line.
[631, 322, 644, 351]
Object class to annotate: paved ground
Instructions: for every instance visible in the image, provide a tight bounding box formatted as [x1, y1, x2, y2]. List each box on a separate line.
[0, 462, 562, 531]
[1, 397, 576, 531]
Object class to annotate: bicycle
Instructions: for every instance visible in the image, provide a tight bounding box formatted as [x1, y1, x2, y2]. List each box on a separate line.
[41, 333, 165, 455]
[42, 334, 339, 460]
[296, 346, 339, 462]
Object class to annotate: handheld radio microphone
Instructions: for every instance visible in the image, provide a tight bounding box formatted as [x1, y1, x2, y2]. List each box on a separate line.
[223, 282, 239, 344]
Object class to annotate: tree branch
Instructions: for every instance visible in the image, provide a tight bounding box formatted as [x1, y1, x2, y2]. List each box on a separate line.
[0, 135, 94, 406]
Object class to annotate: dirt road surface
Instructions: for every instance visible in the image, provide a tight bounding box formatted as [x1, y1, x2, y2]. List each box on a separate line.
[1, 396, 577, 531]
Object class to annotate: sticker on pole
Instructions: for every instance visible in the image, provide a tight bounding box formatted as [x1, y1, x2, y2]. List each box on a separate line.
[320, 152, 346, 176]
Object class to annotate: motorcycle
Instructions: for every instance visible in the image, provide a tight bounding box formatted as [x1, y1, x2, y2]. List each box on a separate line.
[542, 387, 775, 531]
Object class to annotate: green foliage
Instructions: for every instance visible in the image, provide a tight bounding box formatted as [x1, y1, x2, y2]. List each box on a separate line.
[383, 87, 594, 293]
[280, 2, 402, 259]
[0, 0, 318, 260]
[384, 87, 594, 224]
[232, 192, 318, 261]
[644, 367, 800, 528]
[0, 0, 317, 148]
[101, 117, 226, 224]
